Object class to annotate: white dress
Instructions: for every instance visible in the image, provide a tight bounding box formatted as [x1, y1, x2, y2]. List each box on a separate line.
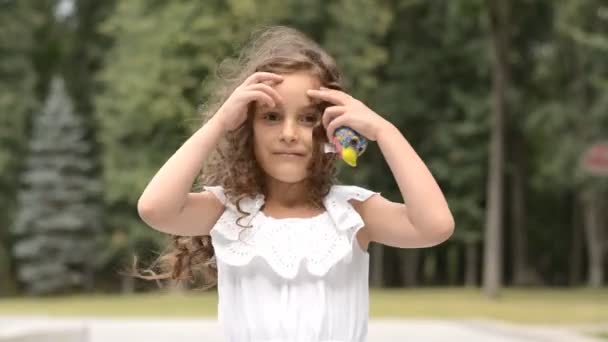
[203, 184, 380, 342]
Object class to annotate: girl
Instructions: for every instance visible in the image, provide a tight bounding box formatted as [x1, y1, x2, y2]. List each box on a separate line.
[137, 26, 454, 342]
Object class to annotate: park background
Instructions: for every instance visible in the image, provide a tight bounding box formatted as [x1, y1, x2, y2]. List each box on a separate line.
[0, 0, 607, 339]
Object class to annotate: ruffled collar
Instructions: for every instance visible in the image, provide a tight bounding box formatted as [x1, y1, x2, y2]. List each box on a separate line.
[209, 185, 375, 279]
[227, 185, 360, 232]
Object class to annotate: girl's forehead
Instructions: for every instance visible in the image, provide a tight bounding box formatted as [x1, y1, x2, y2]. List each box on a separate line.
[273, 72, 320, 94]
[258, 72, 323, 111]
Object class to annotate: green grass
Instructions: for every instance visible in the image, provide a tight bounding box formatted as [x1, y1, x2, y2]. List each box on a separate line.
[369, 287, 607, 324]
[0, 287, 606, 324]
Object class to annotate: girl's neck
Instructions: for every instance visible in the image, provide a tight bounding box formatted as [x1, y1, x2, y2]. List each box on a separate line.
[264, 179, 310, 209]
[261, 179, 327, 219]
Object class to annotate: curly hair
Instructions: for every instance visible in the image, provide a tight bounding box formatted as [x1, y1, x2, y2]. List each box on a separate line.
[131, 26, 345, 290]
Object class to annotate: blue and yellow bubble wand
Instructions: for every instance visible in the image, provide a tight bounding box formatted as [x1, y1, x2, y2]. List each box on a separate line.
[323, 126, 368, 167]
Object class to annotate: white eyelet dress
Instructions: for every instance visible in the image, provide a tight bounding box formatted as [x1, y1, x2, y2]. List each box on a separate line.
[203, 184, 380, 342]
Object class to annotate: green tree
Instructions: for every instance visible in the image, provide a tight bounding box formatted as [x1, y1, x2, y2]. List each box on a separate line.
[0, 0, 52, 296]
[11, 77, 103, 294]
[526, 0, 608, 287]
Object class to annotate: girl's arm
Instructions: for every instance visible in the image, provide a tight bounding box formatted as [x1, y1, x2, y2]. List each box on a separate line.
[377, 123, 454, 232]
[138, 72, 284, 236]
[307, 87, 454, 248]
[137, 116, 227, 235]
[351, 122, 454, 248]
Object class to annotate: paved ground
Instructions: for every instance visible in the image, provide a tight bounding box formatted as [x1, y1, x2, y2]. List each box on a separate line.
[0, 316, 605, 342]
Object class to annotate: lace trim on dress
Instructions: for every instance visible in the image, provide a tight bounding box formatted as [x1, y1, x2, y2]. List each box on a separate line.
[203, 185, 380, 279]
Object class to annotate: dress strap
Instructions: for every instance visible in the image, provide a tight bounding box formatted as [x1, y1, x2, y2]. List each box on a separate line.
[203, 185, 265, 227]
[203, 185, 227, 205]
[323, 185, 380, 233]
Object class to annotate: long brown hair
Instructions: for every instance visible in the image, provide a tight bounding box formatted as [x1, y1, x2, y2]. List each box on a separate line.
[131, 26, 344, 290]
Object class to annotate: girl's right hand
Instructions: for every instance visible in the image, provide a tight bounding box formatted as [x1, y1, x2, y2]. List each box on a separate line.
[214, 72, 284, 132]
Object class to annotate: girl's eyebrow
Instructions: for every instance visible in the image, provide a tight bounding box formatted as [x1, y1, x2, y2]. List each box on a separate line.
[266, 103, 320, 111]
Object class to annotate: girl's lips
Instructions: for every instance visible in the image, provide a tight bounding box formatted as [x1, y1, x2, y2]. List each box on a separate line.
[273, 150, 305, 156]
[274, 153, 304, 157]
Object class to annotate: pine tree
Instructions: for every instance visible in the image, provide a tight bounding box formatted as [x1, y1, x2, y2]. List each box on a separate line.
[11, 76, 103, 295]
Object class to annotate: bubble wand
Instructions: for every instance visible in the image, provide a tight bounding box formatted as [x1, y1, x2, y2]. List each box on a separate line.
[323, 126, 368, 167]
[314, 89, 369, 167]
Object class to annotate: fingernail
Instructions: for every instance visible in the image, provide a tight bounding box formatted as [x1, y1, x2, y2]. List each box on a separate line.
[319, 86, 328, 90]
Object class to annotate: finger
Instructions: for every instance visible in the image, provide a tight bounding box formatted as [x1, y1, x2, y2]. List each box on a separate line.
[322, 106, 346, 129]
[307, 88, 350, 106]
[242, 91, 275, 108]
[243, 72, 283, 86]
[245, 83, 283, 107]
[326, 114, 349, 141]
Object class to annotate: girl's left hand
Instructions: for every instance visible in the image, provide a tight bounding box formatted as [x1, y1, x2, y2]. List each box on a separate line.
[306, 87, 390, 142]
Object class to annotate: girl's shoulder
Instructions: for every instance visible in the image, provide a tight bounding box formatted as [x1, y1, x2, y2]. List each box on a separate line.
[203, 183, 380, 279]
[327, 184, 380, 203]
[202, 185, 264, 212]
[202, 184, 379, 211]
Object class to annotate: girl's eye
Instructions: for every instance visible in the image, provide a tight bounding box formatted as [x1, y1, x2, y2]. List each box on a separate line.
[262, 112, 320, 126]
[300, 113, 320, 126]
[263, 112, 280, 121]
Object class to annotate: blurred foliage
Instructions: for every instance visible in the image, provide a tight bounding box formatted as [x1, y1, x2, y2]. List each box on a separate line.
[0, 0, 607, 294]
[11, 77, 103, 294]
[0, 0, 53, 296]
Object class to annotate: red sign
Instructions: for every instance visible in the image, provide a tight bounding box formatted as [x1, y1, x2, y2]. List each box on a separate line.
[581, 141, 608, 176]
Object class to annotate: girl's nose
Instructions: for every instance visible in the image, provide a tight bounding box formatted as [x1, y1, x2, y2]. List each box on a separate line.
[279, 119, 298, 142]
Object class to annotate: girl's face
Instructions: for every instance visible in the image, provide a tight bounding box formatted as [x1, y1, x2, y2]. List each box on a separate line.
[252, 71, 323, 184]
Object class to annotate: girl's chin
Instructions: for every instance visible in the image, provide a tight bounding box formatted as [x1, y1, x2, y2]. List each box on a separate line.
[266, 170, 309, 183]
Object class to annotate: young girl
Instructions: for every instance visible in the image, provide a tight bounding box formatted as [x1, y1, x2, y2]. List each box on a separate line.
[137, 26, 454, 342]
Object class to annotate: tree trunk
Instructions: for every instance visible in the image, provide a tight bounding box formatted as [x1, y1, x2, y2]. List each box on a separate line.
[446, 244, 460, 285]
[436, 246, 447, 285]
[510, 132, 541, 286]
[483, 0, 509, 298]
[581, 188, 605, 288]
[0, 245, 17, 296]
[465, 240, 479, 287]
[121, 245, 135, 294]
[569, 193, 584, 286]
[370, 243, 384, 287]
[121, 273, 135, 294]
[399, 249, 420, 287]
